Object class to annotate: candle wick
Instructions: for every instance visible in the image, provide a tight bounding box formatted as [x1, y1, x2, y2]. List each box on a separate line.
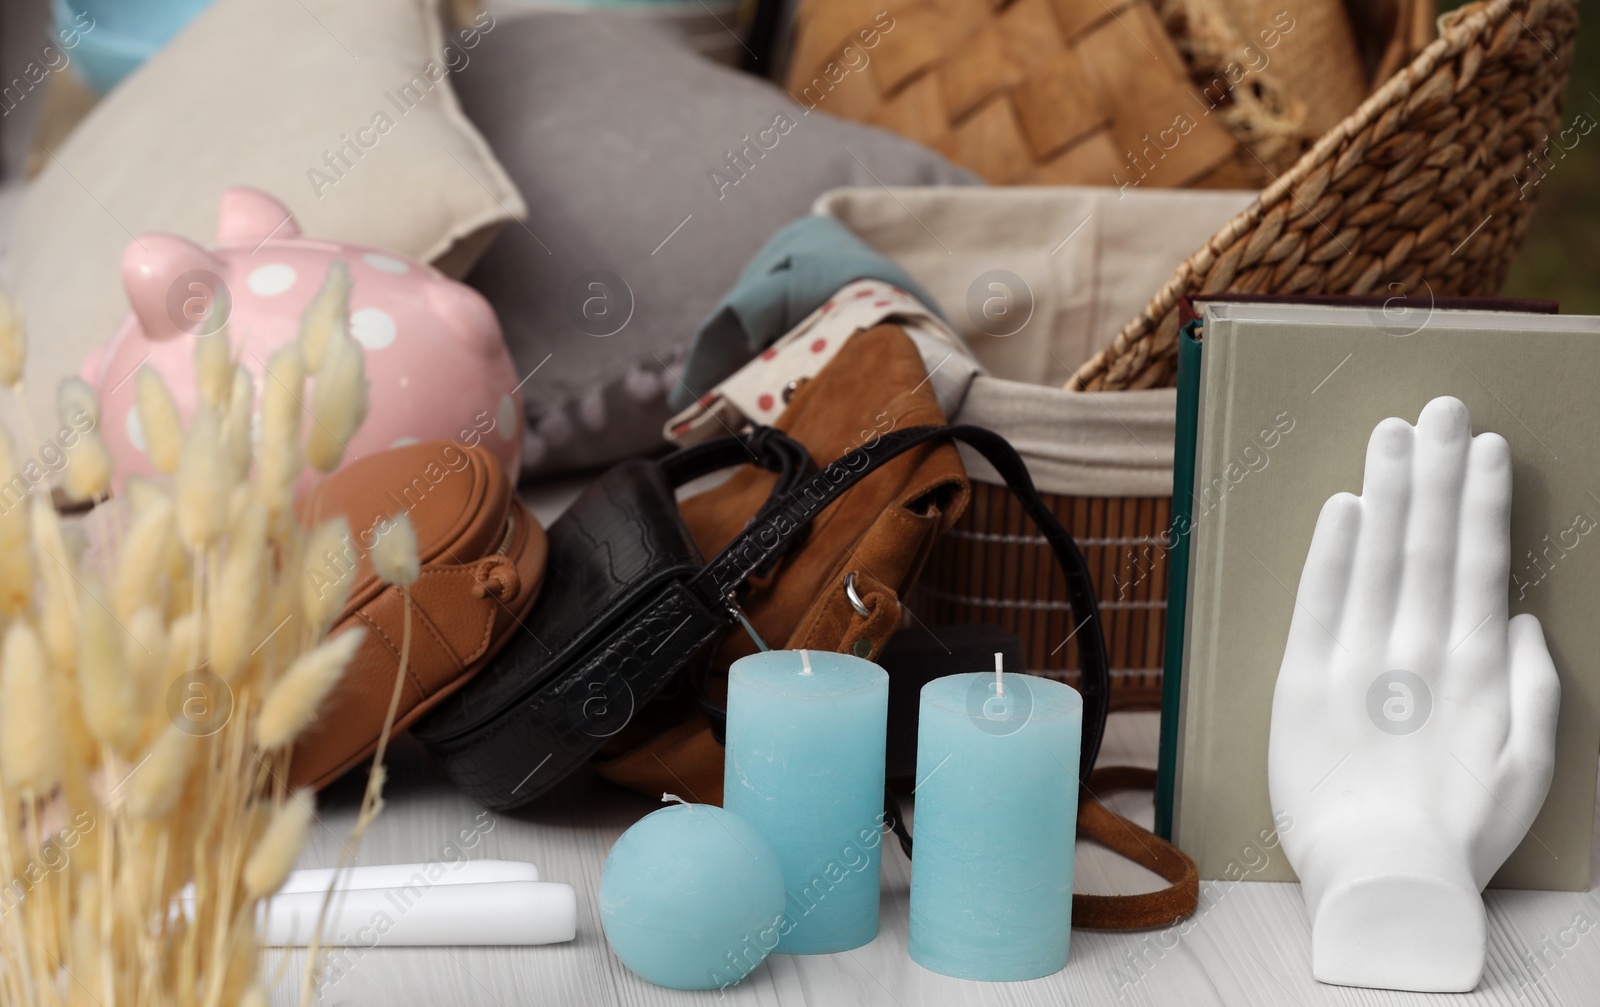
[800, 649, 813, 676]
[661, 792, 691, 808]
[994, 652, 1005, 699]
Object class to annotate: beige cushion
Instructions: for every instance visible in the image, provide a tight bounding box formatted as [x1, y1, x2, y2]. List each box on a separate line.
[5, 0, 522, 437]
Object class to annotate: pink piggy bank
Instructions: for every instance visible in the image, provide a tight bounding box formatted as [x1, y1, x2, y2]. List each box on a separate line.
[81, 187, 523, 492]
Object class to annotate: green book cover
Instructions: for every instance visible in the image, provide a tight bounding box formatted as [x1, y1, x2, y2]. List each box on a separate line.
[1171, 303, 1600, 890]
[1154, 321, 1202, 839]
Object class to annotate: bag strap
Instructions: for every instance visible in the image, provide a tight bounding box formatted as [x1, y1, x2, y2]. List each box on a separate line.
[690, 423, 1110, 779]
[883, 767, 1199, 931]
[659, 425, 813, 495]
[660, 427, 815, 580]
[682, 423, 1195, 930]
[1071, 767, 1199, 929]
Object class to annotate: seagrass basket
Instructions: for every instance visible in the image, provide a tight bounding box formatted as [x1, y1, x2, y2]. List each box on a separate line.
[886, 0, 1577, 708]
[1069, 0, 1580, 390]
[784, 0, 1434, 187]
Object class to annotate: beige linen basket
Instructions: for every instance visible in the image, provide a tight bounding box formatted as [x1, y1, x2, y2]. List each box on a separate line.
[817, 0, 1578, 708]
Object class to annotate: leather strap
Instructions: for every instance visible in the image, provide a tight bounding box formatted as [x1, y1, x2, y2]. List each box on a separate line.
[690, 424, 1110, 780]
[885, 767, 1199, 931]
[676, 424, 1192, 930]
[1072, 767, 1199, 930]
[661, 427, 815, 580]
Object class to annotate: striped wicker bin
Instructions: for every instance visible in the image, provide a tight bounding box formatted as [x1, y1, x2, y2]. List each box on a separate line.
[919, 486, 1173, 709]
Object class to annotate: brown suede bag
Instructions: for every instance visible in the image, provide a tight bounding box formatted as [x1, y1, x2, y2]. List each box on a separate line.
[593, 324, 968, 802]
[594, 325, 1197, 931]
[289, 441, 547, 790]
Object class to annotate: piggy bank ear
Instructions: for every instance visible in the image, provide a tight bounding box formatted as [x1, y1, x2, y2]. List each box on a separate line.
[216, 187, 301, 247]
[425, 280, 504, 358]
[122, 234, 230, 342]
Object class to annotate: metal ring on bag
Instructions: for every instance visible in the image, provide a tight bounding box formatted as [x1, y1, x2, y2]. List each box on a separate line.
[843, 572, 872, 618]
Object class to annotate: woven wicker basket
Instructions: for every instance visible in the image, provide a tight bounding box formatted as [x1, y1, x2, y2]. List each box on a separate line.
[887, 0, 1577, 708]
[785, 0, 1433, 187]
[917, 485, 1174, 710]
[1069, 0, 1580, 390]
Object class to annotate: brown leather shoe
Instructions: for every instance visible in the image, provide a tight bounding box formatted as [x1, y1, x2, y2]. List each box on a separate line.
[290, 441, 547, 789]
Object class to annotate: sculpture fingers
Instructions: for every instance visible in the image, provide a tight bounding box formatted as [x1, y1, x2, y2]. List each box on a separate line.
[1502, 613, 1560, 825]
[1345, 416, 1413, 653]
[1393, 397, 1472, 664]
[1282, 491, 1362, 676]
[1448, 432, 1512, 661]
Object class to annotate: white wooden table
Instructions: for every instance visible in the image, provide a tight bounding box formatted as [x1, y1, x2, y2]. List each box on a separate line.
[268, 711, 1600, 1006]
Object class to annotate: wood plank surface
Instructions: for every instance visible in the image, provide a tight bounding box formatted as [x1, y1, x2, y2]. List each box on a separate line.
[268, 712, 1600, 1005]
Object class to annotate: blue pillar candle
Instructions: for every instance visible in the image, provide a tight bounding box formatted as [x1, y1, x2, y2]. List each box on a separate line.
[600, 801, 786, 990]
[723, 649, 890, 954]
[908, 666, 1082, 980]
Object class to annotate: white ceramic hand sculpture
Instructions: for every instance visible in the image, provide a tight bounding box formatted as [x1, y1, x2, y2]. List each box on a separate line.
[1268, 396, 1560, 992]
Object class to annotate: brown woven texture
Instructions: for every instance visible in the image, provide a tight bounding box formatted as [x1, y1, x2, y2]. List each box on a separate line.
[1069, 0, 1580, 391]
[786, 0, 1246, 186]
[785, 0, 1430, 188]
[913, 482, 1171, 710]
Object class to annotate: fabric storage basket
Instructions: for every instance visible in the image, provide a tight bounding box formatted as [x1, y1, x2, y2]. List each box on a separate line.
[814, 0, 1576, 708]
[815, 185, 1256, 708]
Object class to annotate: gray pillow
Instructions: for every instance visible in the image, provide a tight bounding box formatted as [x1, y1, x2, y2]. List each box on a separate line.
[453, 11, 979, 476]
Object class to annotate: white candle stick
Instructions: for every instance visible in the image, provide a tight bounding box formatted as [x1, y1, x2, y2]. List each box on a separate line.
[995, 652, 1005, 698]
[800, 649, 813, 675]
[178, 861, 576, 947]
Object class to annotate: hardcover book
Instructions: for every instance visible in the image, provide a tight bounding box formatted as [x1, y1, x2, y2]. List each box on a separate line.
[1164, 302, 1600, 890]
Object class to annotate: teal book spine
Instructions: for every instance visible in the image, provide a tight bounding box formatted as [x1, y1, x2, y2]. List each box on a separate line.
[1155, 322, 1202, 840]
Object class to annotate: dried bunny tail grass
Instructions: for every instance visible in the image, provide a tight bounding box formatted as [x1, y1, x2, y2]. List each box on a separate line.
[0, 426, 17, 484]
[62, 430, 113, 503]
[371, 512, 420, 587]
[195, 329, 233, 411]
[0, 284, 22, 387]
[306, 334, 367, 473]
[125, 606, 169, 717]
[223, 366, 255, 478]
[29, 485, 70, 565]
[257, 345, 306, 522]
[0, 433, 30, 616]
[0, 622, 62, 793]
[32, 494, 79, 671]
[59, 377, 112, 504]
[261, 343, 305, 437]
[237, 986, 269, 1007]
[124, 475, 168, 517]
[0, 506, 29, 615]
[114, 493, 174, 619]
[160, 613, 200, 740]
[257, 627, 366, 750]
[176, 408, 230, 550]
[77, 583, 141, 755]
[208, 502, 268, 682]
[300, 260, 351, 373]
[242, 791, 316, 898]
[301, 516, 354, 635]
[124, 724, 196, 821]
[136, 368, 185, 475]
[58, 375, 101, 427]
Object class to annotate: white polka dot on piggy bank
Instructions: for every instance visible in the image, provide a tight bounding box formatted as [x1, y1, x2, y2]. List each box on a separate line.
[77, 186, 526, 493]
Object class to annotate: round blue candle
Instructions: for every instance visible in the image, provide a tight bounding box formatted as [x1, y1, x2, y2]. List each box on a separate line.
[908, 670, 1081, 980]
[600, 803, 786, 990]
[723, 649, 889, 954]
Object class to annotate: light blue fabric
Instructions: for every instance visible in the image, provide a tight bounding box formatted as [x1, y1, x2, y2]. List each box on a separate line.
[54, 0, 216, 94]
[671, 215, 946, 409]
